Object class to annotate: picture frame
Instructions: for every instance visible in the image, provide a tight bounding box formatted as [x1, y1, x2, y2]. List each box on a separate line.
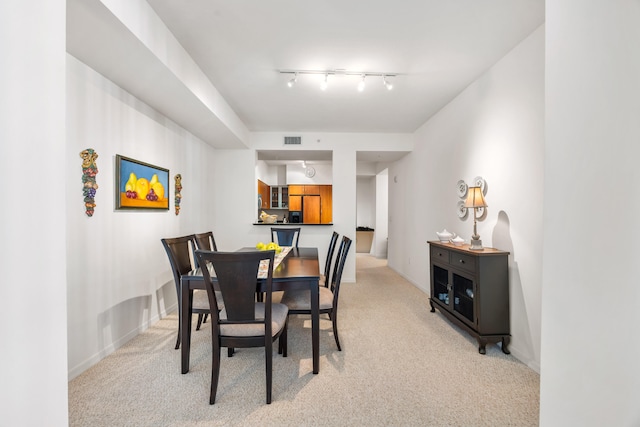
[115, 154, 169, 210]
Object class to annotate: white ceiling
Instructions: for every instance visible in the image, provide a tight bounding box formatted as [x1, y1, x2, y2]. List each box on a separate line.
[257, 149, 409, 166]
[146, 0, 544, 133]
[67, 0, 544, 162]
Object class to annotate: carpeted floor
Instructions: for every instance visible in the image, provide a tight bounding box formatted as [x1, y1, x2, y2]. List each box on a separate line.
[69, 254, 539, 426]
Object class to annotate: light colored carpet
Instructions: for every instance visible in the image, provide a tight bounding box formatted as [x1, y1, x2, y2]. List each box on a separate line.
[69, 254, 539, 426]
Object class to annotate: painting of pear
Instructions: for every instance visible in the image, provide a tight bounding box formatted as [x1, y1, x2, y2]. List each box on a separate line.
[116, 155, 169, 210]
[151, 182, 165, 199]
[135, 178, 150, 200]
[125, 172, 137, 192]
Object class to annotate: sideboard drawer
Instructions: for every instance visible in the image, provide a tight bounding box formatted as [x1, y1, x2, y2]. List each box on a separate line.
[430, 246, 450, 263]
[450, 252, 475, 273]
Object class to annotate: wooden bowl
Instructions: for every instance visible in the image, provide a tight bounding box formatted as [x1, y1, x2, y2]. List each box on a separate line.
[261, 215, 277, 224]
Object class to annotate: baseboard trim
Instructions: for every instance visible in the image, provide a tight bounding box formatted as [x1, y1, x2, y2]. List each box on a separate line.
[67, 303, 177, 381]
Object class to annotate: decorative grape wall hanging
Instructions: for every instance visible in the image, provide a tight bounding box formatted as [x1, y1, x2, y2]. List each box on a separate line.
[80, 148, 99, 217]
[174, 174, 182, 215]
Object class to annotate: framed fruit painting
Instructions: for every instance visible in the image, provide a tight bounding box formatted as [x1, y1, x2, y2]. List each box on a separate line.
[115, 155, 169, 210]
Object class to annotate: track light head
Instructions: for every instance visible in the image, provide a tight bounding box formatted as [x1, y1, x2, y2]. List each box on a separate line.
[287, 72, 297, 88]
[320, 74, 328, 91]
[358, 74, 366, 92]
[383, 75, 393, 90]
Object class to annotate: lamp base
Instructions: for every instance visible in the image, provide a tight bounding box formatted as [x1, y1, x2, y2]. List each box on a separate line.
[469, 238, 484, 251]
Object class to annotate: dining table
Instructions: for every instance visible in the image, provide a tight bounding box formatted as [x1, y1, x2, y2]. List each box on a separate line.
[179, 246, 321, 374]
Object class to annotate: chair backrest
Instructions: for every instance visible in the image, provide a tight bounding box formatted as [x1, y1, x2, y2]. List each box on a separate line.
[161, 235, 196, 297]
[271, 227, 300, 247]
[194, 231, 218, 268]
[194, 231, 218, 251]
[323, 232, 340, 286]
[329, 236, 353, 301]
[195, 250, 276, 334]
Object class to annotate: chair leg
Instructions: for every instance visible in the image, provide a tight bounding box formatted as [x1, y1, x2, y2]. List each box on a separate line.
[196, 313, 204, 330]
[228, 347, 234, 357]
[202, 313, 208, 324]
[174, 333, 180, 350]
[332, 310, 341, 351]
[210, 345, 221, 405]
[265, 341, 273, 404]
[282, 322, 288, 357]
[278, 320, 288, 357]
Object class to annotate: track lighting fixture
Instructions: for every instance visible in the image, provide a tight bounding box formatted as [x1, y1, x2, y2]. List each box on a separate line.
[279, 69, 399, 91]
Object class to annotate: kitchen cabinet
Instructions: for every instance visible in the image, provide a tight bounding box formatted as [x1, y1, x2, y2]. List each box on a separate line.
[289, 195, 302, 211]
[286, 184, 332, 224]
[288, 185, 304, 195]
[270, 185, 288, 209]
[428, 241, 510, 354]
[289, 185, 319, 195]
[304, 185, 320, 195]
[257, 180, 270, 209]
[319, 185, 332, 224]
[303, 195, 321, 224]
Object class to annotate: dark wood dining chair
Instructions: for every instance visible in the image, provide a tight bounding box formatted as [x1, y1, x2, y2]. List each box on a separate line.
[280, 235, 352, 351]
[194, 231, 218, 252]
[320, 231, 340, 287]
[161, 235, 211, 350]
[271, 227, 300, 247]
[192, 231, 219, 325]
[194, 249, 289, 404]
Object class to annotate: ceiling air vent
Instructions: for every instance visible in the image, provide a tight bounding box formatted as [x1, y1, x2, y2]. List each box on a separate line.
[284, 136, 302, 145]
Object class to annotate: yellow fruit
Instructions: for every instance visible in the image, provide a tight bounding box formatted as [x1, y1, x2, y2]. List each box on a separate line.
[151, 182, 165, 199]
[135, 178, 150, 200]
[150, 174, 159, 185]
[125, 172, 137, 192]
[256, 242, 266, 250]
[266, 243, 276, 251]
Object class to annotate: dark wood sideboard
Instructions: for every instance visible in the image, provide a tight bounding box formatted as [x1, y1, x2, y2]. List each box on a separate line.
[428, 241, 510, 354]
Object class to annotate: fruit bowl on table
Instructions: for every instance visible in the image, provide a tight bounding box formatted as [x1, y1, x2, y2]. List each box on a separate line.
[255, 242, 282, 253]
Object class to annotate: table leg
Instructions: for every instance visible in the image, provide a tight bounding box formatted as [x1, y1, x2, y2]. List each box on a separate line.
[180, 277, 193, 374]
[311, 278, 319, 374]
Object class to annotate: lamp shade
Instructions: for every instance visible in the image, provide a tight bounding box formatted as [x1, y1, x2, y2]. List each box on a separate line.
[463, 186, 487, 208]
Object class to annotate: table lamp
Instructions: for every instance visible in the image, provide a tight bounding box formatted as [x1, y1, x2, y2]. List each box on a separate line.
[463, 186, 487, 250]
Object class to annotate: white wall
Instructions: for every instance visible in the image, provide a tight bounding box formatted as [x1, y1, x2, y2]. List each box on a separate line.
[211, 145, 356, 280]
[357, 176, 376, 229]
[357, 163, 389, 258]
[356, 176, 376, 255]
[255, 159, 274, 185]
[228, 132, 414, 282]
[0, 1, 68, 425]
[286, 162, 332, 185]
[375, 169, 389, 258]
[66, 55, 219, 379]
[541, 2, 640, 425]
[388, 26, 544, 371]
